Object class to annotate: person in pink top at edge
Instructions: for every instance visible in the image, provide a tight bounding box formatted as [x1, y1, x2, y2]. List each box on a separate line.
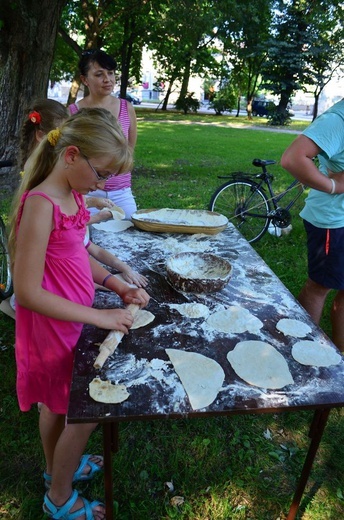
[69, 49, 138, 219]
[8, 107, 150, 520]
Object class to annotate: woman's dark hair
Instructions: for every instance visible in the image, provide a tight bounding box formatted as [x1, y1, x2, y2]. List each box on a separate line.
[78, 49, 117, 76]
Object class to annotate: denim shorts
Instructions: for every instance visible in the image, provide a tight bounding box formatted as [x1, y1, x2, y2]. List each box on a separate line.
[304, 219, 344, 290]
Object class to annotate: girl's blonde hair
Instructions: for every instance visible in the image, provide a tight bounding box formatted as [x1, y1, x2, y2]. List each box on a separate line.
[9, 107, 133, 264]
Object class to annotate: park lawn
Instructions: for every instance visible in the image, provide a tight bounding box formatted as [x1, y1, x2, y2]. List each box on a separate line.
[1, 113, 344, 519]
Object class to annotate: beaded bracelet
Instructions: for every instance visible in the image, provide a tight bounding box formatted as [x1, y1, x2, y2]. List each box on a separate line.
[102, 273, 113, 287]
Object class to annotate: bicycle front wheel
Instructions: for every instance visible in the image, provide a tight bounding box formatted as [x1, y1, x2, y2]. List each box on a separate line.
[0, 217, 13, 300]
[209, 180, 270, 243]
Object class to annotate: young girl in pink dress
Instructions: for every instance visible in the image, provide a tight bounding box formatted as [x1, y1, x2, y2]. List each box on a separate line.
[69, 49, 138, 219]
[8, 107, 149, 519]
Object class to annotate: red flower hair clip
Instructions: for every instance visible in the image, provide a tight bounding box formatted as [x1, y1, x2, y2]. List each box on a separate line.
[28, 111, 42, 124]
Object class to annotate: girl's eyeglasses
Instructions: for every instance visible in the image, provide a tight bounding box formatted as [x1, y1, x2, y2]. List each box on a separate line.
[83, 155, 114, 181]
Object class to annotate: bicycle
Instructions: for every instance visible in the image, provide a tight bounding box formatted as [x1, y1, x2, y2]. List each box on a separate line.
[0, 160, 14, 300]
[209, 158, 305, 243]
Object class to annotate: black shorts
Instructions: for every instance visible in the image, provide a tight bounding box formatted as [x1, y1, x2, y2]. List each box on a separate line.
[304, 220, 344, 290]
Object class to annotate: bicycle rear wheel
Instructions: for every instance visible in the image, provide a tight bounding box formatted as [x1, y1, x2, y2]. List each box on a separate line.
[0, 217, 13, 300]
[209, 179, 270, 243]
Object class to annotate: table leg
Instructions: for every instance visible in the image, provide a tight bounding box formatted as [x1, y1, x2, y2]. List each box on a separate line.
[286, 408, 330, 520]
[103, 422, 119, 520]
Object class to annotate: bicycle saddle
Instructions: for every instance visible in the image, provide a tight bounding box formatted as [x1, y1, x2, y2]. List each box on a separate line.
[252, 159, 276, 167]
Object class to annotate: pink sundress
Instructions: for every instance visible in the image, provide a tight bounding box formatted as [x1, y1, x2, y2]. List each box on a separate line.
[15, 190, 95, 414]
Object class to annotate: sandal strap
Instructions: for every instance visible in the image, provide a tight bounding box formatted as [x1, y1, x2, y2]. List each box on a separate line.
[43, 490, 104, 519]
[73, 454, 103, 482]
[44, 454, 103, 488]
[43, 489, 79, 518]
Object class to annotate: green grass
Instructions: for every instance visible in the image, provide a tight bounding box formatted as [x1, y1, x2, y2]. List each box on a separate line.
[1, 111, 344, 519]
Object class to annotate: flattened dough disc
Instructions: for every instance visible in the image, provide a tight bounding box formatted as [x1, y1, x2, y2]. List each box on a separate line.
[93, 220, 133, 233]
[206, 306, 263, 334]
[131, 310, 155, 329]
[166, 348, 225, 410]
[276, 318, 311, 338]
[292, 340, 342, 367]
[89, 378, 130, 403]
[227, 340, 294, 389]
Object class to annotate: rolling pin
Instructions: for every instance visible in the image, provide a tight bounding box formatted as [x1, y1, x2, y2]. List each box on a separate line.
[94, 303, 140, 370]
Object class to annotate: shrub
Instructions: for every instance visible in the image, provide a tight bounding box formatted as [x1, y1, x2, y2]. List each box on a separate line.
[268, 108, 293, 126]
[175, 92, 201, 114]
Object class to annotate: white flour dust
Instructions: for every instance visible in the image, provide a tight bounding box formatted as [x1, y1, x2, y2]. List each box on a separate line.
[105, 354, 186, 413]
[133, 209, 228, 227]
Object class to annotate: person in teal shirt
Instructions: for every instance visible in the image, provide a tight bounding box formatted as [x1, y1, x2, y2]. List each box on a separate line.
[281, 98, 344, 351]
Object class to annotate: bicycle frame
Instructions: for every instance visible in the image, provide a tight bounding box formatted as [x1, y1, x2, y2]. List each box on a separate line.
[223, 171, 304, 219]
[262, 176, 304, 214]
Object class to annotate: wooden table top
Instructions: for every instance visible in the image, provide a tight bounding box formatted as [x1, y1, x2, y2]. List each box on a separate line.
[68, 223, 344, 424]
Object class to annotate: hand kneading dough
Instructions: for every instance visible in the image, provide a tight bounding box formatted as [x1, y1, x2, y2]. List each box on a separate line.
[131, 310, 155, 329]
[227, 340, 294, 389]
[89, 378, 130, 403]
[109, 206, 125, 220]
[166, 348, 225, 410]
[292, 340, 342, 367]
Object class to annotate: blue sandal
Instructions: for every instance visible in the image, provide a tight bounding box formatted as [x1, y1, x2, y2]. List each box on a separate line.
[43, 489, 104, 519]
[44, 454, 103, 488]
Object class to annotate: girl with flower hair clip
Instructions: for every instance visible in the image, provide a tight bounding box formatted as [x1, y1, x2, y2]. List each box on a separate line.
[19, 99, 69, 170]
[8, 107, 150, 520]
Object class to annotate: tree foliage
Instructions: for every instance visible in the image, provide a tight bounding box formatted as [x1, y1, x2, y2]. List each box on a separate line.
[215, 0, 273, 118]
[57, 0, 165, 103]
[261, 0, 344, 124]
[1, 0, 343, 185]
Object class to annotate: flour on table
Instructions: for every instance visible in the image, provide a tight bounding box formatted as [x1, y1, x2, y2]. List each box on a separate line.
[133, 208, 227, 227]
[276, 318, 311, 338]
[89, 377, 130, 403]
[169, 303, 210, 319]
[292, 340, 342, 367]
[131, 310, 155, 329]
[166, 348, 225, 410]
[162, 236, 212, 254]
[206, 306, 263, 334]
[227, 340, 294, 389]
[92, 220, 133, 233]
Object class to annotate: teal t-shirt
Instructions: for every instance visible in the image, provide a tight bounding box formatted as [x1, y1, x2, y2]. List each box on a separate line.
[300, 99, 344, 228]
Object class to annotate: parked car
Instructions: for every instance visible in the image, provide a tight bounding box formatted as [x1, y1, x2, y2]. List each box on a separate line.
[114, 91, 141, 105]
[252, 99, 294, 117]
[252, 100, 275, 117]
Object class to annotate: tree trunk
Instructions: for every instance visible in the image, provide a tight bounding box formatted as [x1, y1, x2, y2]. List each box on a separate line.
[67, 75, 83, 106]
[313, 93, 319, 120]
[161, 84, 172, 110]
[179, 57, 191, 100]
[278, 89, 292, 113]
[235, 95, 241, 117]
[246, 96, 254, 120]
[0, 0, 66, 199]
